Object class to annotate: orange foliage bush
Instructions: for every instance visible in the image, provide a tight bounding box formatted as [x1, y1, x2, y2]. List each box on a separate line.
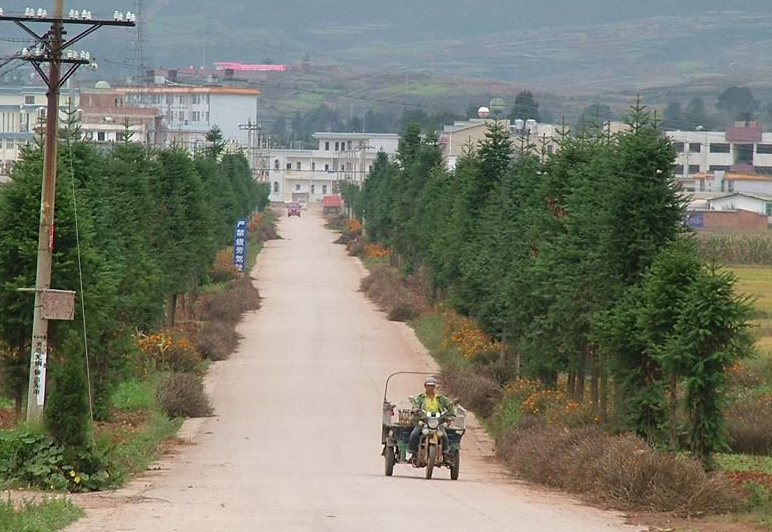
[346, 218, 363, 237]
[441, 307, 498, 361]
[364, 243, 389, 259]
[132, 330, 202, 376]
[210, 249, 238, 282]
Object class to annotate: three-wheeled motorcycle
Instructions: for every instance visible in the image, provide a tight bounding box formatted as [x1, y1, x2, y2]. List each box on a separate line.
[381, 371, 466, 480]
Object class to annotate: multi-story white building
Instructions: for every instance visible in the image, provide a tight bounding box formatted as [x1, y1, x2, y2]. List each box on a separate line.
[668, 122, 772, 194]
[107, 86, 260, 151]
[267, 132, 400, 203]
[0, 86, 79, 179]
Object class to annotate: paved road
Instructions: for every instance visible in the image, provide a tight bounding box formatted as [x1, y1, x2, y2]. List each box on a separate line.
[66, 206, 640, 532]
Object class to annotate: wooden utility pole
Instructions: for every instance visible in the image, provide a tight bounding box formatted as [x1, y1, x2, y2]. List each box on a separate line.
[0, 2, 134, 422]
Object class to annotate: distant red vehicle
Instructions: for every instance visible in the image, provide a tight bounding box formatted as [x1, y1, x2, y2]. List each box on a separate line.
[322, 195, 343, 214]
[287, 202, 301, 217]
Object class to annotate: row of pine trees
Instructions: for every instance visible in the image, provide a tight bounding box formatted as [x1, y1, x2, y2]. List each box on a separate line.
[0, 127, 269, 421]
[347, 102, 752, 465]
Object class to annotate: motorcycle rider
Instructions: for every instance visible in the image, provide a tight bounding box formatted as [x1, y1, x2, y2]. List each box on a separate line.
[407, 376, 455, 461]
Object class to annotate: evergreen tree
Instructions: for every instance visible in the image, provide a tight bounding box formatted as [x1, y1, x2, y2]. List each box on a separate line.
[45, 332, 90, 449]
[509, 91, 541, 122]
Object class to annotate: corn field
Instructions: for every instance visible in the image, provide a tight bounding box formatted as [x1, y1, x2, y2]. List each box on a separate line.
[697, 233, 772, 265]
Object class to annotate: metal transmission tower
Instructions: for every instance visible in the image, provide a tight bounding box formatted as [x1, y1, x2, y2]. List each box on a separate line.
[0, 2, 135, 422]
[134, 0, 145, 84]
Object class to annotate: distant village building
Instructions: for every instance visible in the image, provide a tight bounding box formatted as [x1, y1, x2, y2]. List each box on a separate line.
[267, 132, 400, 203]
[667, 121, 772, 194]
[0, 85, 78, 180]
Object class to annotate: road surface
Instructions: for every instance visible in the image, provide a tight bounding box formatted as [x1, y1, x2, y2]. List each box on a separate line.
[66, 206, 640, 532]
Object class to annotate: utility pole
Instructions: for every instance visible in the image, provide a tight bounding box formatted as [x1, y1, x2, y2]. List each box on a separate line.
[239, 119, 261, 181]
[0, 3, 134, 422]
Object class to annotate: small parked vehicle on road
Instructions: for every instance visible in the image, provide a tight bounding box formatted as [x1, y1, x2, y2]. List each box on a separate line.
[381, 371, 465, 480]
[287, 202, 301, 217]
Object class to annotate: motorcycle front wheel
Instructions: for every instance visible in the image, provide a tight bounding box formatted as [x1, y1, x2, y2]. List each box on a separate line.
[426, 445, 437, 480]
[450, 450, 460, 480]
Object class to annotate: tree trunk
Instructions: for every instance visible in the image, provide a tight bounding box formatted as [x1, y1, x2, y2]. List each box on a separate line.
[567, 370, 576, 398]
[599, 368, 609, 422]
[669, 374, 678, 449]
[576, 351, 586, 402]
[168, 294, 178, 327]
[590, 347, 600, 411]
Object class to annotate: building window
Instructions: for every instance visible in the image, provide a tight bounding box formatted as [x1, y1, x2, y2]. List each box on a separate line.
[97, 131, 106, 141]
[206, 112, 210, 122]
[674, 142, 685, 152]
[688, 164, 700, 174]
[192, 94, 201, 104]
[286, 162, 292, 170]
[296, 162, 301, 170]
[274, 159, 280, 170]
[335, 142, 340, 151]
[699, 180, 705, 192]
[192, 111, 200, 122]
[325, 141, 330, 150]
[324, 164, 330, 171]
[757, 166, 772, 175]
[311, 162, 316, 171]
[727, 180, 734, 192]
[24, 95, 35, 105]
[295, 184, 300, 191]
[166, 95, 173, 105]
[311, 184, 315, 194]
[689, 143, 701, 153]
[709, 143, 730, 153]
[115, 98, 123, 107]
[273, 181, 279, 193]
[322, 184, 328, 194]
[766, 202, 772, 216]
[178, 111, 185, 122]
[709, 165, 731, 172]
[674, 164, 684, 175]
[757, 144, 772, 154]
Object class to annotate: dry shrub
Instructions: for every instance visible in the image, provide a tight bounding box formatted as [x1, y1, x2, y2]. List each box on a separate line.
[727, 393, 772, 455]
[134, 330, 202, 375]
[194, 320, 241, 361]
[441, 365, 502, 418]
[210, 249, 238, 283]
[347, 239, 366, 257]
[156, 372, 213, 418]
[198, 276, 261, 325]
[360, 264, 427, 322]
[498, 423, 739, 514]
[325, 214, 347, 231]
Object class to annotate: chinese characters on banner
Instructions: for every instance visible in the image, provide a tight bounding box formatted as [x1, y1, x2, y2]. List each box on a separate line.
[233, 218, 248, 273]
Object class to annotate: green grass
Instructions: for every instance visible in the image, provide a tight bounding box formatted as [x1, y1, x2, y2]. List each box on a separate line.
[0, 397, 12, 409]
[111, 378, 156, 411]
[360, 256, 388, 269]
[0, 497, 83, 532]
[729, 266, 772, 370]
[107, 411, 182, 481]
[715, 453, 772, 474]
[410, 312, 470, 368]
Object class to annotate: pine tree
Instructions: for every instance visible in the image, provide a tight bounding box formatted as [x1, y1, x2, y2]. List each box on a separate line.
[45, 332, 91, 449]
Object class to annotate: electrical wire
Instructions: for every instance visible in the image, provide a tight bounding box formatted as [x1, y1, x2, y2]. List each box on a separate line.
[65, 124, 94, 422]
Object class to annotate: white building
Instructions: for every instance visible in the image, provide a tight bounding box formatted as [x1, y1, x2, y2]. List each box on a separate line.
[111, 86, 260, 151]
[705, 191, 772, 217]
[0, 86, 79, 179]
[267, 132, 400, 203]
[667, 122, 772, 193]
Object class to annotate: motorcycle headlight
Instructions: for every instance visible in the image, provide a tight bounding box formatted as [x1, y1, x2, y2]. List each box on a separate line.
[422, 428, 429, 435]
[427, 418, 440, 429]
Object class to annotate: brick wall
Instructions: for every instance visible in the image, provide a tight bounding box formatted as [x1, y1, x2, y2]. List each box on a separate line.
[700, 210, 769, 232]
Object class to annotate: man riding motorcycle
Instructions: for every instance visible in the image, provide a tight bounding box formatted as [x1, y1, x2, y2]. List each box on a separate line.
[407, 376, 455, 461]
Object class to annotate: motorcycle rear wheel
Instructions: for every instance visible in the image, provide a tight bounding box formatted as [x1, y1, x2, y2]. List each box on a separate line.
[426, 445, 437, 480]
[384, 447, 395, 477]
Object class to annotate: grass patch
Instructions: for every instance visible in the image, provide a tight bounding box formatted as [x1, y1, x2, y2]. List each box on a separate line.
[111, 378, 156, 411]
[106, 410, 182, 480]
[0, 398, 12, 409]
[716, 453, 772, 474]
[411, 312, 471, 368]
[0, 497, 83, 532]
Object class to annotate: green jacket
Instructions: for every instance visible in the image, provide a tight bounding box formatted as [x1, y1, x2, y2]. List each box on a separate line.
[412, 393, 455, 417]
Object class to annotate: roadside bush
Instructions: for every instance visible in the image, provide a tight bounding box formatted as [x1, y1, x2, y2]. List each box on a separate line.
[498, 423, 739, 514]
[347, 239, 366, 257]
[197, 276, 261, 325]
[440, 365, 502, 418]
[156, 373, 212, 419]
[387, 300, 422, 322]
[194, 320, 241, 362]
[210, 249, 238, 283]
[360, 264, 427, 322]
[134, 330, 202, 375]
[727, 392, 772, 455]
